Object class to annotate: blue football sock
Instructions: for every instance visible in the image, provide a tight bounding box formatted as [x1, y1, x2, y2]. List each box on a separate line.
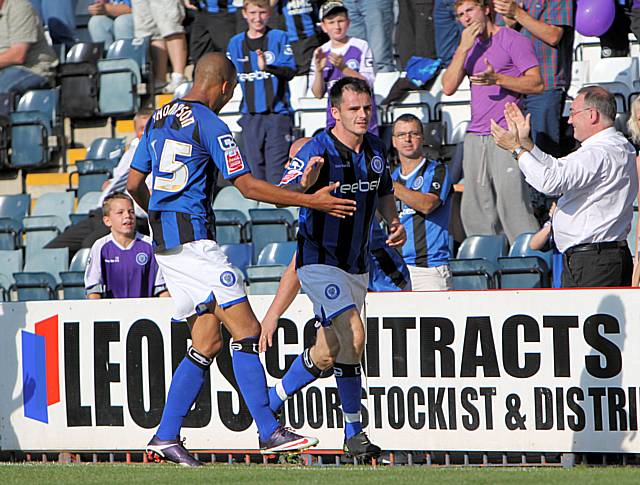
[232, 337, 279, 441]
[156, 355, 206, 441]
[334, 363, 363, 440]
[269, 350, 320, 413]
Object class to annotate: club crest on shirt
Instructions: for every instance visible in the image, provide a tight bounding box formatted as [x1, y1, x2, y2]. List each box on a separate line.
[346, 59, 360, 71]
[263, 50, 276, 64]
[220, 271, 237, 287]
[287, 157, 305, 171]
[135, 252, 149, 266]
[371, 156, 384, 174]
[325, 284, 340, 300]
[431, 181, 441, 191]
[412, 176, 424, 190]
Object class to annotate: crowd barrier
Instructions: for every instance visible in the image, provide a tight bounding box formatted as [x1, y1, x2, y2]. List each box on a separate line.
[1, 289, 638, 454]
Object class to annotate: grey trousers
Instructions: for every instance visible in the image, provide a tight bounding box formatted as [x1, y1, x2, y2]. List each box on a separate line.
[461, 133, 539, 243]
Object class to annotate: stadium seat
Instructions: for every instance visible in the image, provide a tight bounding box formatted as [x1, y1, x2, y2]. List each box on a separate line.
[214, 209, 248, 245]
[23, 216, 63, 257]
[385, 90, 433, 125]
[75, 191, 102, 214]
[256, 241, 297, 266]
[249, 208, 294, 262]
[0, 112, 8, 167]
[586, 57, 639, 112]
[449, 258, 498, 290]
[294, 96, 328, 137]
[9, 89, 61, 168]
[59, 249, 89, 300]
[71, 159, 116, 199]
[0, 218, 22, 250]
[31, 191, 74, 227]
[288, 75, 309, 111]
[85, 137, 127, 161]
[213, 186, 259, 219]
[107, 37, 151, 81]
[0, 193, 30, 221]
[0, 249, 23, 300]
[373, 71, 401, 103]
[434, 101, 472, 145]
[98, 58, 141, 115]
[65, 42, 104, 63]
[456, 234, 509, 266]
[508, 232, 553, 269]
[497, 256, 550, 289]
[246, 264, 286, 295]
[220, 243, 253, 279]
[14, 248, 69, 301]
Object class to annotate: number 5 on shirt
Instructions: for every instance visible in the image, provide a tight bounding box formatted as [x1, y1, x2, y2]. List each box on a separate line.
[154, 139, 192, 193]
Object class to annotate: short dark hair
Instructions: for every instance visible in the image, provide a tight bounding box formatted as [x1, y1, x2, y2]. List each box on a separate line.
[392, 114, 423, 134]
[577, 85, 616, 124]
[329, 77, 372, 109]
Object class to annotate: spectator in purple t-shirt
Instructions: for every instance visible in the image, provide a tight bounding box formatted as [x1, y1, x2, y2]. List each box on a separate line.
[309, 2, 378, 135]
[85, 193, 168, 299]
[442, 0, 542, 243]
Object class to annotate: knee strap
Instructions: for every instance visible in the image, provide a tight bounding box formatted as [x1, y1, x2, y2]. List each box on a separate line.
[230, 336, 259, 355]
[186, 345, 213, 369]
[302, 348, 327, 378]
[333, 363, 361, 378]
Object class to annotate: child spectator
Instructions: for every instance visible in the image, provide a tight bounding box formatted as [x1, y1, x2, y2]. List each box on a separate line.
[310, 1, 377, 134]
[85, 193, 168, 299]
[227, 0, 297, 184]
[529, 201, 562, 288]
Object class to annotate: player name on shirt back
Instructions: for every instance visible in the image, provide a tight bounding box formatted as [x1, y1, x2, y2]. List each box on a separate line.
[153, 102, 195, 128]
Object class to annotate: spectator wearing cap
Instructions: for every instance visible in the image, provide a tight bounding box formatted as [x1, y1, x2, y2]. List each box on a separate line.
[442, 0, 542, 244]
[0, 0, 58, 95]
[131, 0, 189, 93]
[341, 0, 394, 72]
[88, 0, 134, 50]
[492, 87, 638, 288]
[310, 1, 377, 134]
[85, 193, 168, 299]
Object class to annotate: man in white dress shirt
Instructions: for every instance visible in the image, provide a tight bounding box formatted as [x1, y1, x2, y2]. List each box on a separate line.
[491, 85, 638, 287]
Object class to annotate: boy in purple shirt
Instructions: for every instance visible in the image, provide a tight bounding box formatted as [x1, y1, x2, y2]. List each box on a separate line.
[442, 0, 542, 243]
[85, 193, 168, 299]
[309, 1, 377, 134]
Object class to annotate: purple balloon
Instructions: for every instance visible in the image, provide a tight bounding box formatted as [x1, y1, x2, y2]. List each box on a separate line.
[575, 0, 616, 37]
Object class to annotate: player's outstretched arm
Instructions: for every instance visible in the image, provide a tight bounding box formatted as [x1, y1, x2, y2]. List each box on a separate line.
[233, 174, 356, 218]
[127, 168, 151, 213]
[378, 194, 406, 248]
[259, 255, 301, 353]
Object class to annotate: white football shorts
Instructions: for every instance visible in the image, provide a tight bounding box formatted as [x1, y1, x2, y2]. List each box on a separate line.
[155, 239, 246, 321]
[297, 264, 368, 325]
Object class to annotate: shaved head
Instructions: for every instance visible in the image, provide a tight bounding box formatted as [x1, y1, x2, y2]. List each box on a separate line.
[289, 137, 312, 158]
[193, 52, 237, 90]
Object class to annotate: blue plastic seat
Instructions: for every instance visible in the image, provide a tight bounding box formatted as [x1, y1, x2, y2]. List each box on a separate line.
[0, 249, 23, 300]
[256, 241, 297, 266]
[497, 256, 550, 289]
[14, 248, 68, 301]
[31, 191, 75, 227]
[60, 271, 86, 300]
[23, 216, 64, 256]
[65, 42, 104, 63]
[72, 159, 116, 199]
[106, 37, 151, 79]
[0, 193, 30, 222]
[75, 191, 102, 216]
[0, 218, 22, 250]
[214, 209, 248, 245]
[508, 232, 553, 269]
[249, 208, 294, 261]
[449, 258, 498, 290]
[9, 89, 60, 168]
[246, 265, 286, 295]
[98, 58, 141, 115]
[220, 243, 253, 279]
[213, 186, 259, 219]
[22, 247, 69, 284]
[85, 137, 126, 161]
[456, 234, 509, 265]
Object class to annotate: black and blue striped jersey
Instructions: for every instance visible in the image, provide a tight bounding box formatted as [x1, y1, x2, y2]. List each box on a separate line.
[280, 129, 394, 274]
[227, 28, 296, 114]
[392, 159, 451, 268]
[131, 99, 250, 252]
[195, 0, 237, 13]
[282, 0, 319, 42]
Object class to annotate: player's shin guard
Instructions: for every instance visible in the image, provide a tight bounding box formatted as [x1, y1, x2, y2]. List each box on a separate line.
[231, 336, 279, 441]
[269, 348, 325, 413]
[334, 363, 363, 440]
[156, 346, 212, 441]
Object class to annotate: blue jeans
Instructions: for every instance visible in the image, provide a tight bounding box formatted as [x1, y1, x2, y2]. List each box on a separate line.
[28, 0, 78, 46]
[524, 88, 565, 156]
[433, 0, 461, 66]
[88, 14, 135, 50]
[342, 0, 395, 72]
[0, 66, 49, 95]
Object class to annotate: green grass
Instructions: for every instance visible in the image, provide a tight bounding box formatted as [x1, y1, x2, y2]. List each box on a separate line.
[1, 464, 639, 485]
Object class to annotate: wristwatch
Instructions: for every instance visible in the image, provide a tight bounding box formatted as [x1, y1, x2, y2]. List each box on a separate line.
[512, 146, 528, 160]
